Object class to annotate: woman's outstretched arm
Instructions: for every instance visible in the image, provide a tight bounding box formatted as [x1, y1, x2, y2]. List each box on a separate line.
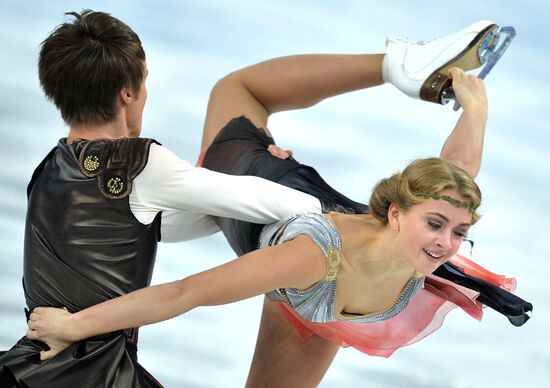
[440, 67, 489, 178]
[27, 235, 325, 360]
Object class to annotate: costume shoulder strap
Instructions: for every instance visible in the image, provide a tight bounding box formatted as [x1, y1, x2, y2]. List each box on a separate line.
[77, 137, 161, 199]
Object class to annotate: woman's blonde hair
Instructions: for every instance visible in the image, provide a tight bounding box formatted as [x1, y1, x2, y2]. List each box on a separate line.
[369, 158, 482, 224]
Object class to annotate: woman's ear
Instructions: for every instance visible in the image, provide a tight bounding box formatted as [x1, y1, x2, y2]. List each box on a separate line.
[387, 203, 401, 232]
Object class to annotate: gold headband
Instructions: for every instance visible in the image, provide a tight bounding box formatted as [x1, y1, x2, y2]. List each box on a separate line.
[414, 192, 476, 214]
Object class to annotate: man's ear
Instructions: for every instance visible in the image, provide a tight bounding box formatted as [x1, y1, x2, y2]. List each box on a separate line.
[119, 87, 133, 105]
[387, 203, 401, 231]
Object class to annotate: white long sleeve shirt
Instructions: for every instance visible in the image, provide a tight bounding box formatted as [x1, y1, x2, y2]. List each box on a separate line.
[129, 144, 321, 242]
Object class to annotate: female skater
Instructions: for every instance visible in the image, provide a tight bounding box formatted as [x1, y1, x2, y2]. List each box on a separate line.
[27, 20, 531, 387]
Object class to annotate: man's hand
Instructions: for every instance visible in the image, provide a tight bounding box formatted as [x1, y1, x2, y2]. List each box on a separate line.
[267, 144, 293, 159]
[27, 307, 75, 361]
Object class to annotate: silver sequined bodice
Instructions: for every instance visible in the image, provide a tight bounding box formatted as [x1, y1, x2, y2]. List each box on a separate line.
[260, 213, 425, 323]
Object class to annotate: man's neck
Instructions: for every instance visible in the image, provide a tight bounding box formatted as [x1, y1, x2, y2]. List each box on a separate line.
[67, 117, 131, 144]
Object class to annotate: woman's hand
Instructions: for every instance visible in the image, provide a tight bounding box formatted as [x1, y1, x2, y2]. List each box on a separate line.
[27, 307, 75, 361]
[448, 67, 488, 112]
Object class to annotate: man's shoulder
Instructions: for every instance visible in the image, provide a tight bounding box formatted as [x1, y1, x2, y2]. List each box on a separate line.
[77, 137, 161, 199]
[142, 142, 195, 170]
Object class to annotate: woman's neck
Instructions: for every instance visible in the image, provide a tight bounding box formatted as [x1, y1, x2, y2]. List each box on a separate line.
[331, 213, 419, 317]
[332, 213, 416, 278]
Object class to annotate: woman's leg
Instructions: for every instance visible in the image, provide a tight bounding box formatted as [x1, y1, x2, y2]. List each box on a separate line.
[201, 20, 505, 151]
[245, 298, 339, 388]
[201, 54, 384, 150]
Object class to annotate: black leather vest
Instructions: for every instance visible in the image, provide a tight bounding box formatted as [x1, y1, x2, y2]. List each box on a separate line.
[23, 137, 161, 312]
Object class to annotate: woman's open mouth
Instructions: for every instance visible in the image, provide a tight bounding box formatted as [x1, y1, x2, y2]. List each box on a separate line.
[423, 248, 443, 263]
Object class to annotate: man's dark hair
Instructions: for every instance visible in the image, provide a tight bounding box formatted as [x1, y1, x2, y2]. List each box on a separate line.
[39, 10, 146, 126]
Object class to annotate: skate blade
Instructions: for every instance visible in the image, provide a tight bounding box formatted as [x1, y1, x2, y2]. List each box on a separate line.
[449, 26, 516, 110]
[419, 23, 499, 104]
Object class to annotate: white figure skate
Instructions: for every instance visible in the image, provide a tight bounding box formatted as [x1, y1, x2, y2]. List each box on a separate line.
[383, 21, 516, 110]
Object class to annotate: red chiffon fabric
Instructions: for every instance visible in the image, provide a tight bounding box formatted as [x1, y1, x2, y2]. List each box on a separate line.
[196, 149, 207, 167]
[277, 253, 516, 357]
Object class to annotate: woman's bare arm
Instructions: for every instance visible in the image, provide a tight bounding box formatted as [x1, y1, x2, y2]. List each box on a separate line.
[440, 67, 489, 178]
[27, 235, 325, 360]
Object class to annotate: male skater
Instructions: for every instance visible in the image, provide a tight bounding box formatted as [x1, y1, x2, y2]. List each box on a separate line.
[0, 10, 322, 387]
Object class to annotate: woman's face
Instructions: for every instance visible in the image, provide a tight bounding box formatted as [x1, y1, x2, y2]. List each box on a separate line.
[393, 189, 472, 274]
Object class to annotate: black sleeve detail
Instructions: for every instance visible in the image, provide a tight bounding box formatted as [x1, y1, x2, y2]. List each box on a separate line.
[434, 262, 533, 326]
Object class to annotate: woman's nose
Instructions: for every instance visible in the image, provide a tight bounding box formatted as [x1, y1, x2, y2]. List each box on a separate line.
[435, 232, 452, 250]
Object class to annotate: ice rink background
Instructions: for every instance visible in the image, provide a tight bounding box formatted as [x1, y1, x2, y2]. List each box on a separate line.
[0, 1, 549, 387]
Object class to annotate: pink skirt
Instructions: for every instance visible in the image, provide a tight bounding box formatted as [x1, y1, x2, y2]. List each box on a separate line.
[277, 253, 518, 357]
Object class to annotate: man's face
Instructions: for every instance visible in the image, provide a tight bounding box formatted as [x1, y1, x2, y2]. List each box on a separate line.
[126, 61, 148, 137]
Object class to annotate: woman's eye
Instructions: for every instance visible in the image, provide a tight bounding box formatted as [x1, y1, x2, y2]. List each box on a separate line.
[454, 231, 468, 239]
[427, 220, 441, 229]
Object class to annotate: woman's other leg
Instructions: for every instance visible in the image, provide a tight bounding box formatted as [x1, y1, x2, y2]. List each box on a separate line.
[245, 298, 339, 388]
